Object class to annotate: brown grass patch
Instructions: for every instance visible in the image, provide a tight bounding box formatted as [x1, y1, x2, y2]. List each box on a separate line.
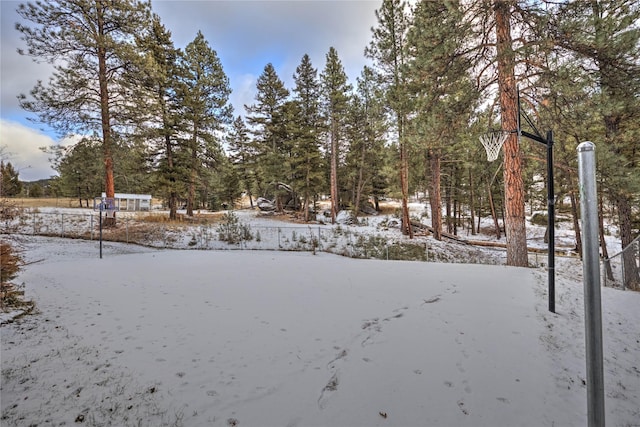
[8, 197, 82, 208]
[138, 211, 224, 225]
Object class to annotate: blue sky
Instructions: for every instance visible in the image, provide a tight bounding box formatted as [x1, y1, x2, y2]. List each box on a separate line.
[0, 0, 381, 181]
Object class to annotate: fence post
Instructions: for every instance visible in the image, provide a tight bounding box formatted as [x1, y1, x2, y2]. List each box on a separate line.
[577, 141, 606, 427]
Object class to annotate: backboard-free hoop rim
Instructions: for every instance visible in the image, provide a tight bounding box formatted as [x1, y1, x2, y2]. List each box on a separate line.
[479, 130, 510, 162]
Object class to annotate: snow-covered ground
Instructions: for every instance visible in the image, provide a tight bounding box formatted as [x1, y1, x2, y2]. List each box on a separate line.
[1, 205, 639, 426]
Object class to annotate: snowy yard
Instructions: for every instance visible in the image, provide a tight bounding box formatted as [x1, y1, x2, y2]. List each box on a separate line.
[1, 226, 639, 426]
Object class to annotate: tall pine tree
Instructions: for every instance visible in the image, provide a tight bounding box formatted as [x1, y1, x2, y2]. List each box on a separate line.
[291, 54, 324, 221]
[366, 0, 413, 237]
[405, 0, 479, 241]
[176, 31, 232, 216]
[245, 63, 291, 208]
[132, 13, 184, 219]
[320, 47, 352, 223]
[547, 0, 640, 288]
[17, 0, 151, 225]
[227, 115, 257, 208]
[345, 66, 387, 218]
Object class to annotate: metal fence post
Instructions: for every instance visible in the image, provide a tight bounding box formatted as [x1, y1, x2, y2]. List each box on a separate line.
[577, 141, 606, 427]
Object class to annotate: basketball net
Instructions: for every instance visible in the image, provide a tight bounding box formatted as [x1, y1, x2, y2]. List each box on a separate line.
[479, 130, 509, 162]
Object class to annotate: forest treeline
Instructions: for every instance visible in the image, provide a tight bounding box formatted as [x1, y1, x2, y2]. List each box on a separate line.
[12, 0, 639, 277]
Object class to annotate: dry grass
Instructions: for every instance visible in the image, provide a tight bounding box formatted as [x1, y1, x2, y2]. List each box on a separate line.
[138, 211, 225, 225]
[8, 198, 83, 208]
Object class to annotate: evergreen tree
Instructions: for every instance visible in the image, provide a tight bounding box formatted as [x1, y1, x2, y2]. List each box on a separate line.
[291, 54, 324, 221]
[405, 0, 480, 240]
[245, 63, 291, 207]
[320, 47, 352, 223]
[0, 162, 22, 197]
[132, 13, 185, 220]
[176, 31, 232, 216]
[493, 0, 528, 266]
[227, 115, 258, 208]
[44, 137, 104, 207]
[366, 0, 413, 237]
[345, 66, 387, 217]
[545, 0, 640, 289]
[16, 0, 152, 225]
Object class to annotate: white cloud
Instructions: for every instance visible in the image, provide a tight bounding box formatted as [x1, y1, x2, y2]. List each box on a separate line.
[231, 73, 258, 114]
[0, 119, 60, 181]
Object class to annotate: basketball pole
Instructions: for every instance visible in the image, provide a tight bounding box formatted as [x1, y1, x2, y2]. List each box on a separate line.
[517, 89, 556, 313]
[577, 141, 606, 427]
[99, 202, 103, 259]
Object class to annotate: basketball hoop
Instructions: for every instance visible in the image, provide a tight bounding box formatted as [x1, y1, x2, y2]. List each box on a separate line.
[479, 130, 510, 162]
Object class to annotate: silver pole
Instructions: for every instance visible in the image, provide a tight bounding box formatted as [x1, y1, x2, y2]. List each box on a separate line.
[577, 141, 605, 427]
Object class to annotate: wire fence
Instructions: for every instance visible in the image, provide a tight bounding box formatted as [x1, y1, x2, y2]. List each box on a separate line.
[1, 210, 504, 264]
[603, 235, 640, 290]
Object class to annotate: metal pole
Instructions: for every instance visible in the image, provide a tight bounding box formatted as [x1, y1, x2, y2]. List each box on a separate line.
[99, 209, 103, 259]
[547, 130, 555, 313]
[577, 141, 605, 427]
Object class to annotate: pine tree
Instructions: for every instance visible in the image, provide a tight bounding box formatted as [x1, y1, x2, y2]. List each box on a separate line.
[17, 0, 152, 225]
[0, 162, 22, 197]
[176, 31, 232, 216]
[320, 47, 352, 223]
[345, 66, 387, 218]
[405, 0, 479, 240]
[291, 54, 324, 221]
[492, 0, 528, 266]
[43, 138, 103, 207]
[132, 13, 184, 220]
[227, 116, 258, 208]
[545, 0, 640, 289]
[366, 0, 413, 237]
[245, 63, 291, 207]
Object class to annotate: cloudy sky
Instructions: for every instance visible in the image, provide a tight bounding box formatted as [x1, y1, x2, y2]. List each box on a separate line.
[0, 0, 381, 181]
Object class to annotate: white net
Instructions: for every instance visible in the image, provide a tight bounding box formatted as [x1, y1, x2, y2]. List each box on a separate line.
[479, 131, 509, 162]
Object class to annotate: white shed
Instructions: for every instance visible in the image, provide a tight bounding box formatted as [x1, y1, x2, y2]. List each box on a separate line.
[101, 193, 151, 211]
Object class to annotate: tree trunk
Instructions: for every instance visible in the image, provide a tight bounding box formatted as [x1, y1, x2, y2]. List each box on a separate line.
[330, 120, 339, 224]
[97, 4, 115, 227]
[428, 149, 442, 241]
[476, 194, 482, 234]
[187, 125, 198, 217]
[616, 194, 640, 290]
[469, 168, 476, 236]
[445, 172, 453, 234]
[353, 138, 367, 219]
[488, 182, 501, 239]
[399, 134, 413, 238]
[495, 0, 527, 266]
[596, 190, 613, 280]
[166, 137, 178, 221]
[453, 166, 459, 236]
[160, 90, 178, 221]
[302, 160, 310, 222]
[569, 189, 582, 258]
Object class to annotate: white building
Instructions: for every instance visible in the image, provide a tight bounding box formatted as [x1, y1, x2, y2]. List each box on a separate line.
[101, 193, 151, 211]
